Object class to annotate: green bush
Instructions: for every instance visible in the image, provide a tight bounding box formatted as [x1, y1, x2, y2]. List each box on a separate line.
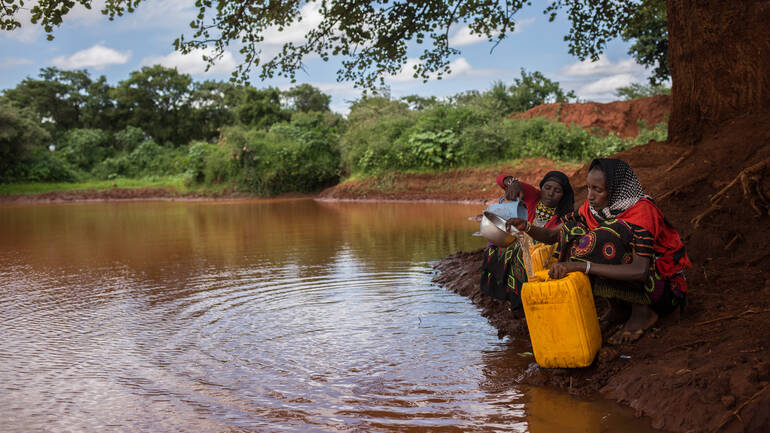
[20, 150, 77, 182]
[411, 103, 490, 134]
[185, 141, 233, 185]
[92, 154, 131, 179]
[457, 118, 523, 165]
[128, 140, 186, 176]
[408, 129, 458, 168]
[0, 102, 51, 182]
[92, 139, 187, 179]
[340, 97, 416, 173]
[113, 126, 147, 152]
[59, 128, 111, 170]
[220, 118, 341, 195]
[520, 118, 594, 160]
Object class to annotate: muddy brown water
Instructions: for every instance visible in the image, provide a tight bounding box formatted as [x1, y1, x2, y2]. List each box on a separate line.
[0, 199, 658, 432]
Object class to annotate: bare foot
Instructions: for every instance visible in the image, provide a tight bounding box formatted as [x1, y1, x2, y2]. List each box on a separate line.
[608, 304, 658, 345]
[597, 298, 630, 331]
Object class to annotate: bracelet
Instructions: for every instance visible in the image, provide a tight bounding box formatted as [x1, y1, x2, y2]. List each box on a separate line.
[585, 261, 591, 274]
[524, 221, 532, 233]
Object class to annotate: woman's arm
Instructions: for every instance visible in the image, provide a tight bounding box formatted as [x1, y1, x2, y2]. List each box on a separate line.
[548, 253, 650, 281]
[506, 218, 560, 244]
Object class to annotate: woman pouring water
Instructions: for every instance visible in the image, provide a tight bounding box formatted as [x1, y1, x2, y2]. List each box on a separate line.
[480, 171, 574, 309]
[506, 158, 691, 344]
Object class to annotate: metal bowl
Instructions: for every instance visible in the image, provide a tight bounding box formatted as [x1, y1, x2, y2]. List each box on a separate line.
[480, 211, 519, 247]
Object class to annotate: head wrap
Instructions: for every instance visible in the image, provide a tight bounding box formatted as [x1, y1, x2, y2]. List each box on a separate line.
[539, 170, 574, 217]
[588, 158, 645, 220]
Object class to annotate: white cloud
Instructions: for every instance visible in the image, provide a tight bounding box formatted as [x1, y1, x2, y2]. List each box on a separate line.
[575, 73, 637, 101]
[1, 1, 107, 43]
[261, 2, 324, 45]
[387, 57, 490, 83]
[141, 48, 237, 75]
[449, 26, 487, 47]
[448, 57, 474, 76]
[0, 58, 33, 68]
[119, 0, 196, 29]
[558, 54, 651, 101]
[1, 7, 39, 43]
[388, 58, 424, 82]
[561, 54, 644, 78]
[449, 18, 535, 47]
[284, 81, 360, 98]
[51, 45, 131, 69]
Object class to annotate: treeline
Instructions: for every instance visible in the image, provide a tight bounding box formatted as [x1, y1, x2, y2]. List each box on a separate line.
[0, 66, 666, 195]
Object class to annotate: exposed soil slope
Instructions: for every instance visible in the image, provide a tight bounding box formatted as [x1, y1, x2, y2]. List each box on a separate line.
[318, 158, 582, 202]
[511, 95, 671, 138]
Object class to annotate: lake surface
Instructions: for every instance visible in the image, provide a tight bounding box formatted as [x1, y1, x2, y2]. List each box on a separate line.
[0, 199, 657, 432]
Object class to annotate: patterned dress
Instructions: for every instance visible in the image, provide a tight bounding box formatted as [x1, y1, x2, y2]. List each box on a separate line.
[556, 210, 685, 314]
[479, 172, 575, 309]
[552, 158, 690, 314]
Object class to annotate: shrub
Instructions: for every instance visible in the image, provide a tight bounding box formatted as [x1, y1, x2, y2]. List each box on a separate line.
[20, 150, 77, 182]
[340, 97, 416, 173]
[92, 154, 131, 179]
[221, 119, 341, 195]
[59, 128, 111, 170]
[113, 126, 148, 152]
[457, 118, 522, 165]
[0, 102, 51, 181]
[408, 129, 458, 168]
[185, 141, 233, 184]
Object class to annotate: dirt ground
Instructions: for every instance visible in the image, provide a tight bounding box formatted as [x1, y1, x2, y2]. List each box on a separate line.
[4, 97, 769, 433]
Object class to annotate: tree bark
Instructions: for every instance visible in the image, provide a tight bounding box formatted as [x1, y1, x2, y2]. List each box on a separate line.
[667, 0, 770, 144]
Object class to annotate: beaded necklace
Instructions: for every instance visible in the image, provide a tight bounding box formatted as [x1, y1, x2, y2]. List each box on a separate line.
[533, 201, 556, 227]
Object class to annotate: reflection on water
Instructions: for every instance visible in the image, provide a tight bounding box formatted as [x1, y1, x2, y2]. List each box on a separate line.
[0, 199, 656, 432]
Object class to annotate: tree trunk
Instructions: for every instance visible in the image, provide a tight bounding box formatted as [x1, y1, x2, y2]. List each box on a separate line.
[667, 0, 770, 144]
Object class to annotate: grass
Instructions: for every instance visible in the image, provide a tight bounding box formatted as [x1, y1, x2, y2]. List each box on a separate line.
[0, 175, 234, 196]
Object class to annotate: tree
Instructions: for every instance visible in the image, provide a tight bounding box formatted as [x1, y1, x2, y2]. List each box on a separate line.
[615, 82, 670, 100]
[191, 80, 241, 140]
[400, 95, 439, 111]
[620, 0, 668, 85]
[235, 87, 289, 130]
[505, 69, 576, 113]
[0, 0, 645, 87]
[2, 67, 96, 132]
[0, 102, 51, 181]
[2, 0, 768, 145]
[446, 71, 574, 116]
[283, 84, 331, 113]
[111, 65, 196, 146]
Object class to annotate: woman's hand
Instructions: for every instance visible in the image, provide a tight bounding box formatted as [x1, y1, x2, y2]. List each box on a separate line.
[505, 217, 528, 233]
[505, 178, 523, 201]
[548, 261, 586, 280]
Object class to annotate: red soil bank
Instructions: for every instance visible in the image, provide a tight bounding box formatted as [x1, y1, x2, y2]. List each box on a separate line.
[511, 95, 671, 138]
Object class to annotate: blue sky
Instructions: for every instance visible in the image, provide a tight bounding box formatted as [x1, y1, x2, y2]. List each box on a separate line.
[0, 1, 654, 114]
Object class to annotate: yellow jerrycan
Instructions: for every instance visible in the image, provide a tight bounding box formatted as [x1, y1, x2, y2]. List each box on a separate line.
[521, 269, 602, 368]
[529, 243, 556, 273]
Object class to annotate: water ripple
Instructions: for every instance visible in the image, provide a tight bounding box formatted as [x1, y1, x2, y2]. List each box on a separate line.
[0, 200, 657, 433]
